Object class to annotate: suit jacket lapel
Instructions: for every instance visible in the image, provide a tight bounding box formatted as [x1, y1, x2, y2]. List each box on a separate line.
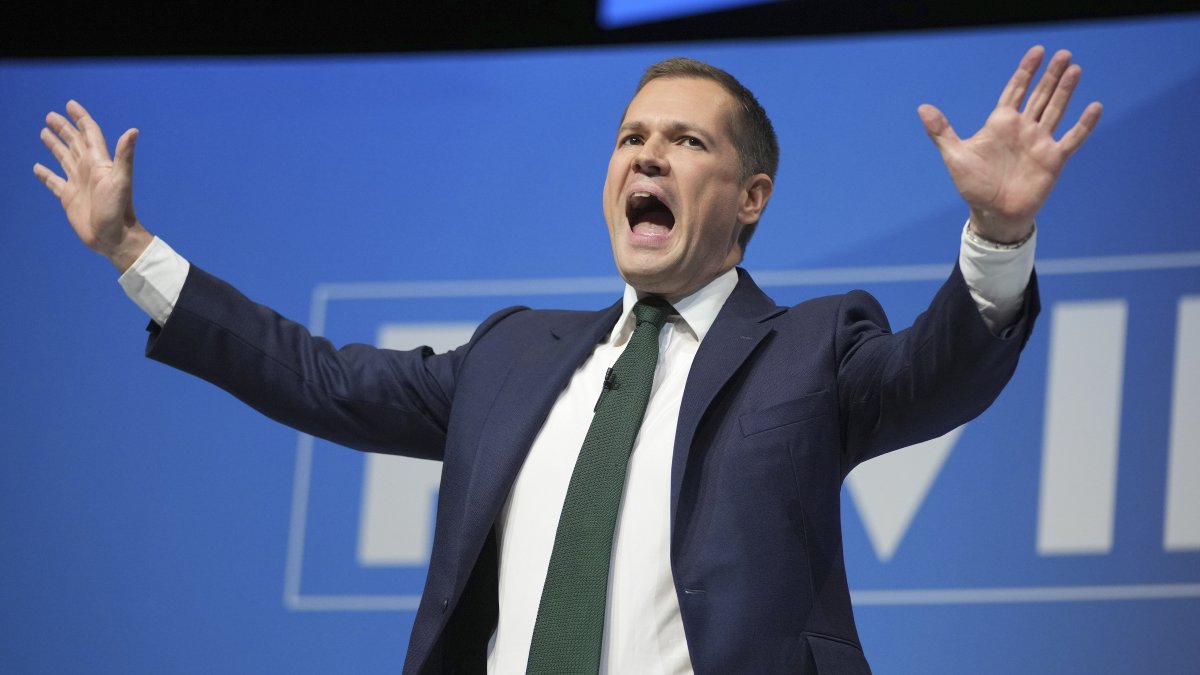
[462, 301, 624, 553]
[670, 269, 784, 526]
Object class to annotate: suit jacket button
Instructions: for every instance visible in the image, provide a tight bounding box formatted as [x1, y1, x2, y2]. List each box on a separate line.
[442, 597, 449, 611]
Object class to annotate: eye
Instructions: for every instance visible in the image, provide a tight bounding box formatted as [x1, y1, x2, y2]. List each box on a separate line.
[679, 136, 705, 149]
[620, 134, 644, 146]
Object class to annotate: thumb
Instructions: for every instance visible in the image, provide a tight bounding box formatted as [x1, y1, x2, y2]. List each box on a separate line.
[114, 128, 139, 176]
[917, 104, 959, 152]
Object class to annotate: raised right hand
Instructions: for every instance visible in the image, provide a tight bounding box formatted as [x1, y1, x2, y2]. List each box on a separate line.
[34, 100, 152, 272]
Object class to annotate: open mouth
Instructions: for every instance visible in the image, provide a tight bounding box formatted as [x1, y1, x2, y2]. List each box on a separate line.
[627, 191, 675, 236]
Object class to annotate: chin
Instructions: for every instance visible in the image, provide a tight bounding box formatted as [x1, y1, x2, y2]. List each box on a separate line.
[619, 269, 686, 296]
[618, 266, 664, 291]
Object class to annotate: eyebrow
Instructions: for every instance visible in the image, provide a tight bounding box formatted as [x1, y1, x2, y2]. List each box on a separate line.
[617, 119, 713, 139]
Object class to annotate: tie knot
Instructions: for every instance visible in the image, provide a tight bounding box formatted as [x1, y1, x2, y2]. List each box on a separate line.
[632, 296, 674, 331]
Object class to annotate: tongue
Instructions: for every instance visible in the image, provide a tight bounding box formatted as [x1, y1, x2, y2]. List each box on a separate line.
[633, 221, 672, 236]
[631, 208, 674, 236]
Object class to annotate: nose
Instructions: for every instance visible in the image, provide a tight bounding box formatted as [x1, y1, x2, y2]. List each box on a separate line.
[633, 138, 668, 176]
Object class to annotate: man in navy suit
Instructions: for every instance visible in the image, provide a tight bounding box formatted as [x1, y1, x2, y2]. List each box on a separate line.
[36, 48, 1099, 673]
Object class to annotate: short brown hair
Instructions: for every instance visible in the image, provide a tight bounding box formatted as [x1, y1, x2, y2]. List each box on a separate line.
[632, 57, 779, 249]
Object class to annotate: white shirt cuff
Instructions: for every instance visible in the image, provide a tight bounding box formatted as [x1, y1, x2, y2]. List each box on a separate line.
[958, 220, 1036, 334]
[117, 236, 190, 327]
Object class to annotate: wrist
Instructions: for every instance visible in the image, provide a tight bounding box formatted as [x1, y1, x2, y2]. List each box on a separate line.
[967, 209, 1035, 247]
[966, 220, 1035, 251]
[106, 224, 153, 273]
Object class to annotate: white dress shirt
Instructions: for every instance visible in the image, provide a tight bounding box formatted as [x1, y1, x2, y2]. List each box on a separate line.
[119, 223, 1035, 674]
[487, 267, 738, 674]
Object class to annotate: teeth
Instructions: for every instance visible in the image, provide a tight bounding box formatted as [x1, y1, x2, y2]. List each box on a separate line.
[631, 191, 652, 198]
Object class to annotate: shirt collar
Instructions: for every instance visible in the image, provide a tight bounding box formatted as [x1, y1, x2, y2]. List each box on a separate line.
[608, 267, 740, 346]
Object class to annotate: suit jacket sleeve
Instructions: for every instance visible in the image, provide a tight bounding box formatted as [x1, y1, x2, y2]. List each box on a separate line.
[143, 264, 524, 460]
[834, 261, 1040, 469]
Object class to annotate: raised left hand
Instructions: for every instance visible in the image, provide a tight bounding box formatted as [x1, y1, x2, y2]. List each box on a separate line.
[919, 46, 1103, 243]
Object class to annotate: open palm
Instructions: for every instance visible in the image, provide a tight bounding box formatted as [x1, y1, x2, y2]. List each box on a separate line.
[919, 46, 1103, 243]
[34, 100, 150, 271]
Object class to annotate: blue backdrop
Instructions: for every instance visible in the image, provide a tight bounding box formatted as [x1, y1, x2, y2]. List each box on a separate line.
[3, 14, 1199, 674]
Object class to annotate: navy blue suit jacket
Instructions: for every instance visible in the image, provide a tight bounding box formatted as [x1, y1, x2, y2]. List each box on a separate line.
[146, 264, 1037, 674]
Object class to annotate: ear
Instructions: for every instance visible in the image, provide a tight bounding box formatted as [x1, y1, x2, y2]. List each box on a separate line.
[737, 173, 774, 225]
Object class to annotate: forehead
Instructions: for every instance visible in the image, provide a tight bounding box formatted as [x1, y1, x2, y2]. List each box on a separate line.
[621, 77, 736, 134]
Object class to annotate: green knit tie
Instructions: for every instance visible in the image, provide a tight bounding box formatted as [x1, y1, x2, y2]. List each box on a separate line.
[526, 296, 675, 675]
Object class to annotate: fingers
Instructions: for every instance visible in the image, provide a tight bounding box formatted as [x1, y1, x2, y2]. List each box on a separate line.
[32, 163, 67, 199]
[997, 45, 1044, 108]
[1058, 101, 1103, 156]
[996, 46, 1100, 151]
[45, 110, 84, 159]
[1019, 48, 1100, 151]
[113, 128, 139, 176]
[66, 99, 113, 161]
[44, 100, 115, 164]
[1040, 64, 1082, 133]
[1023, 49, 1072, 120]
[36, 101, 132, 204]
[918, 103, 960, 152]
[40, 126, 74, 176]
